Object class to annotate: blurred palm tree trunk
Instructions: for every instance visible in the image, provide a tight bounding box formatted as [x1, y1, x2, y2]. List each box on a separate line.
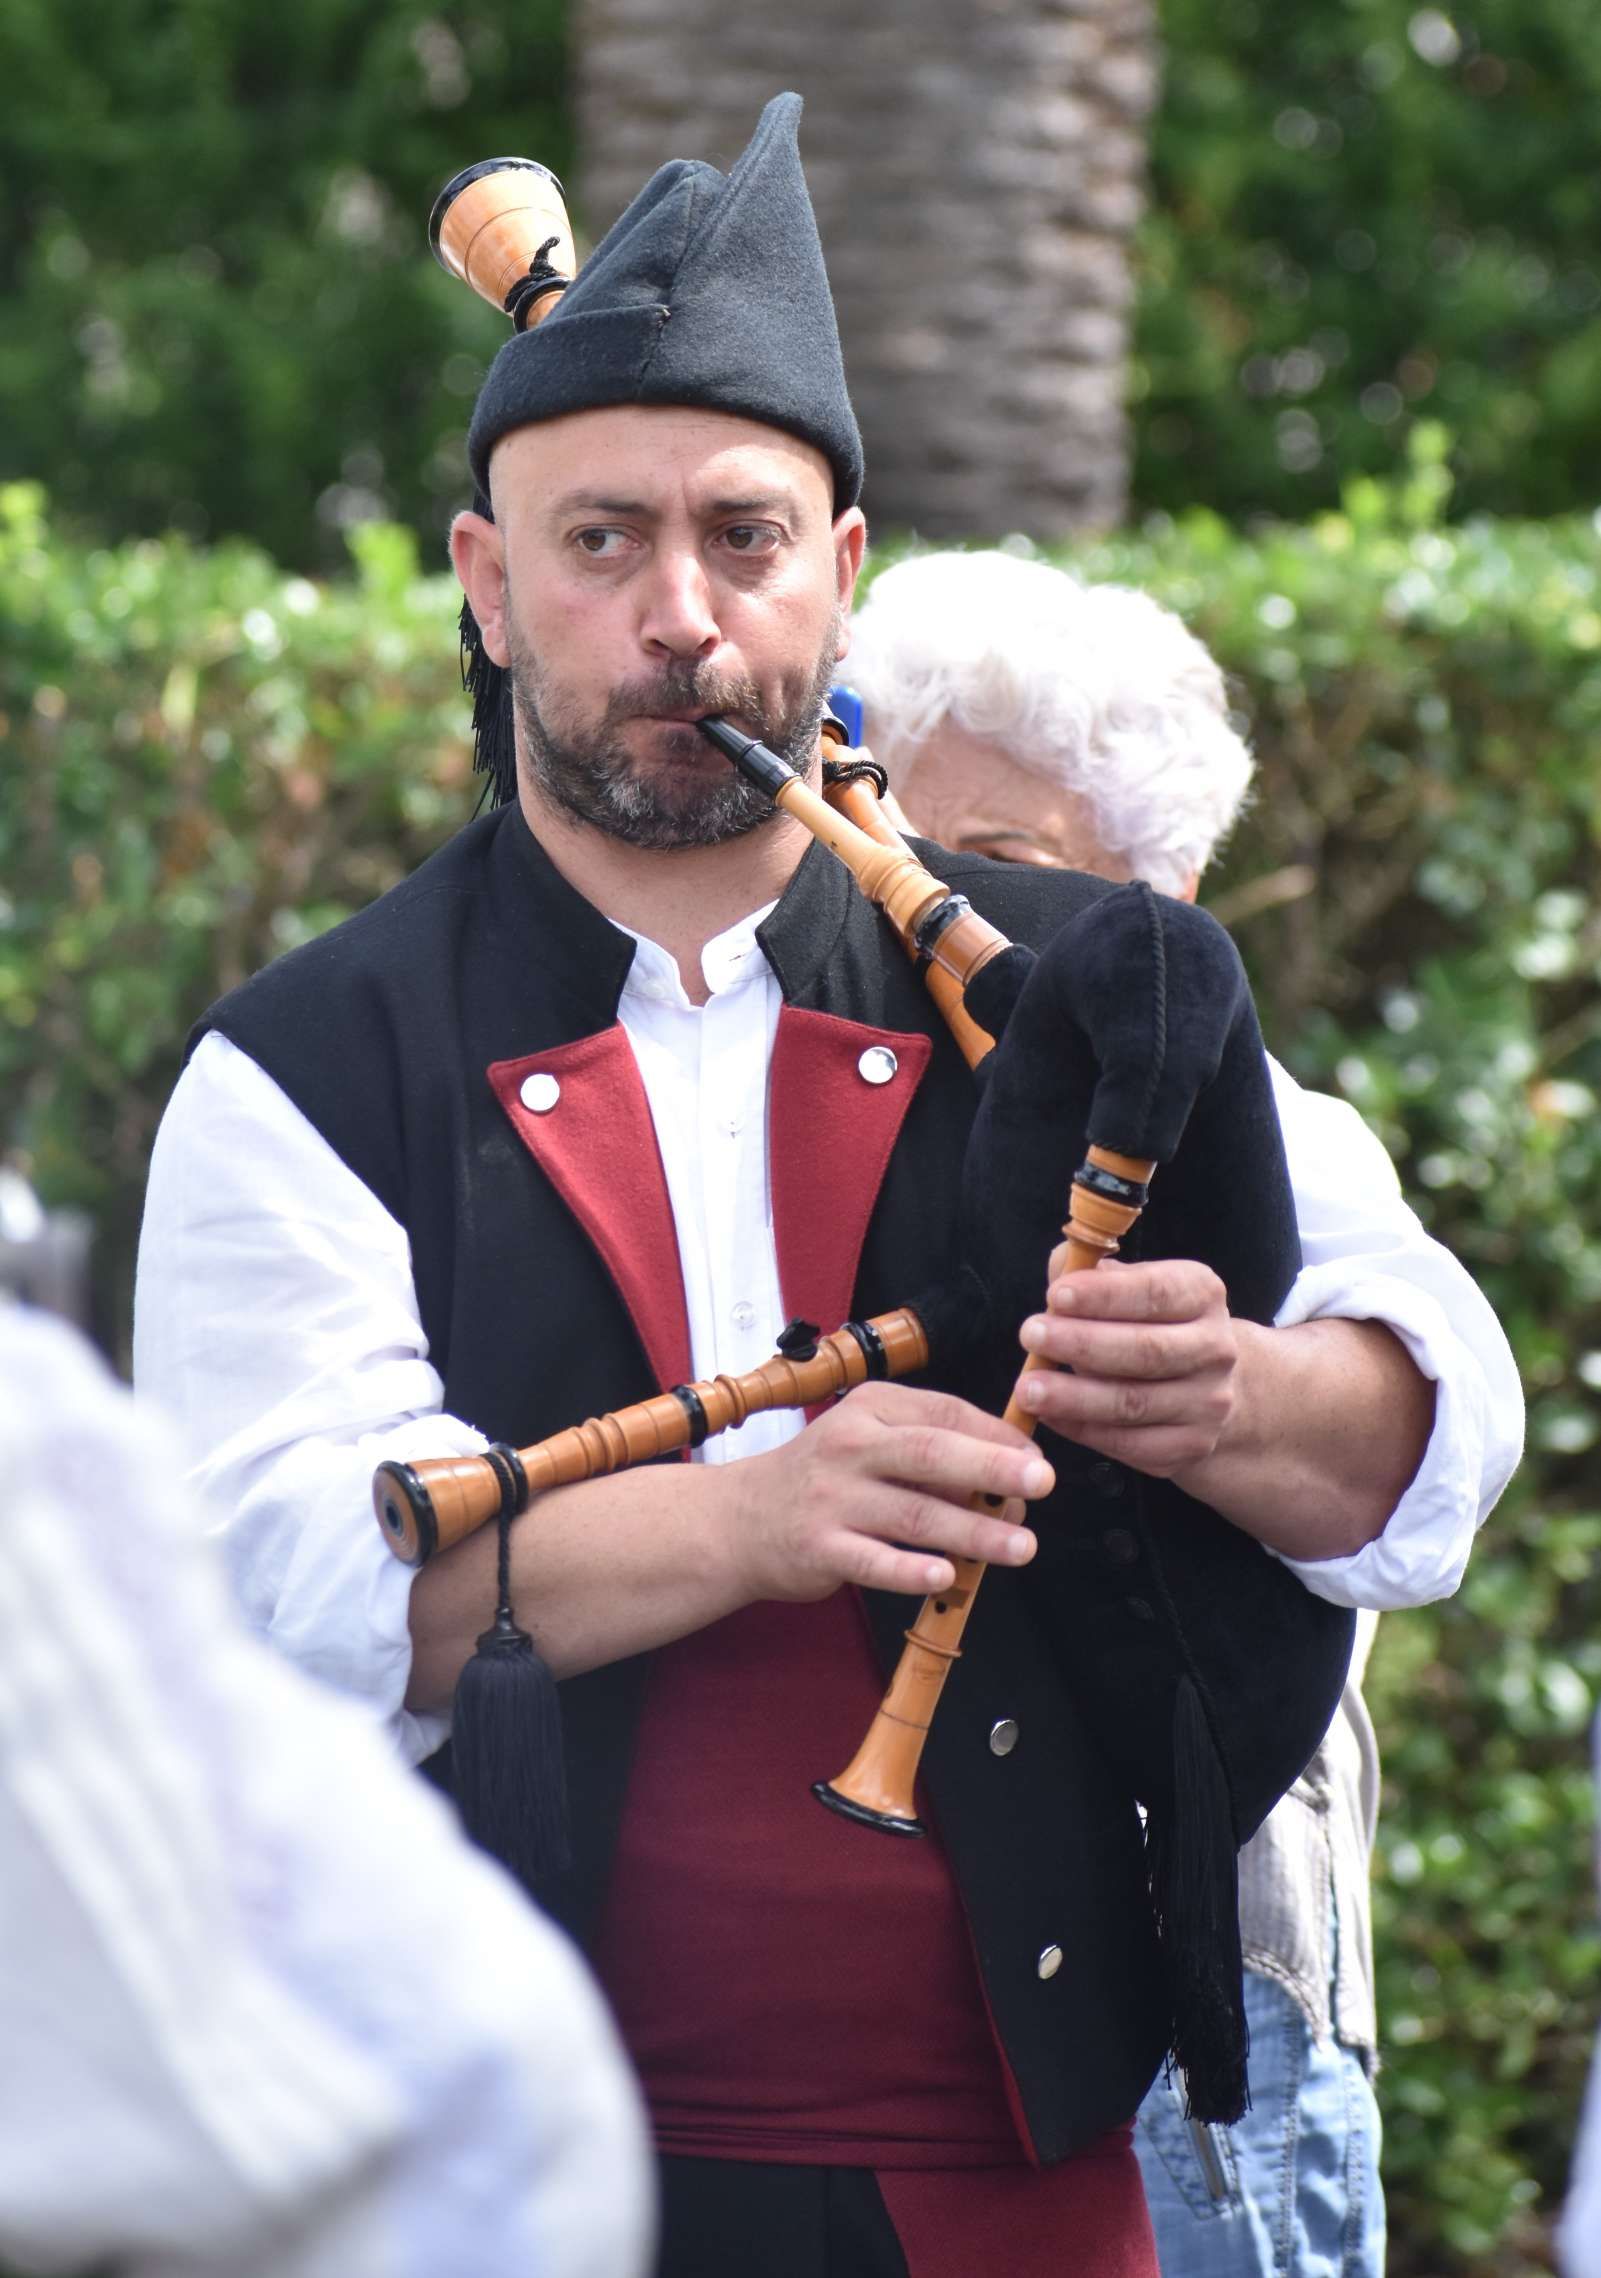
[575, 0, 1158, 540]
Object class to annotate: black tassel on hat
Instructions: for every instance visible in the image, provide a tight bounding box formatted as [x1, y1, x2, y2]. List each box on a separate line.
[450, 1461, 570, 1886]
[459, 488, 518, 807]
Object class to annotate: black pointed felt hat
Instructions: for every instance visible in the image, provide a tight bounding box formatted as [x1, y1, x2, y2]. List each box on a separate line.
[458, 92, 862, 803]
[468, 92, 862, 506]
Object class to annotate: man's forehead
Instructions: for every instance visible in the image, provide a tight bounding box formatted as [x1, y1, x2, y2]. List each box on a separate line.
[491, 404, 834, 520]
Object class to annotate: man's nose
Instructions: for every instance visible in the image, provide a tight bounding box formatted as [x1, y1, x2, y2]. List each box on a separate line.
[639, 550, 720, 661]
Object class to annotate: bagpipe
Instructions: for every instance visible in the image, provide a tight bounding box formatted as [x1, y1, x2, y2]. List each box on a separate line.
[391, 154, 1357, 2120]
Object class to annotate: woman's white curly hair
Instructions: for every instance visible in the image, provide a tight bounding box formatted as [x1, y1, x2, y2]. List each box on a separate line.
[844, 552, 1255, 895]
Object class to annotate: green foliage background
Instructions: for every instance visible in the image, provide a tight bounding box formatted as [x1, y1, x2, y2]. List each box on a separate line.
[0, 0, 568, 568]
[4, 461, 1599, 2273]
[5, 1, 1598, 559]
[1138, 0, 1601, 522]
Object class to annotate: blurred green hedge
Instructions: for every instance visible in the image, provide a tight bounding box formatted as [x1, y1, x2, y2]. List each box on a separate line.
[0, 0, 567, 567]
[4, 0, 1597, 553]
[3, 458, 1598, 2274]
[1138, 0, 1601, 523]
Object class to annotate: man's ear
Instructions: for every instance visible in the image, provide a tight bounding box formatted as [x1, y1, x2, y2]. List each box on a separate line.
[449, 511, 510, 668]
[832, 508, 868, 655]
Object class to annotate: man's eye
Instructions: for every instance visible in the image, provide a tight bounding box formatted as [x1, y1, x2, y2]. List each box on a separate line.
[720, 524, 779, 555]
[574, 528, 629, 558]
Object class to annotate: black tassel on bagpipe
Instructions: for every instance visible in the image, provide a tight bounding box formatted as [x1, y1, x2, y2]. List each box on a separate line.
[449, 1482, 570, 1886]
[1145, 1673, 1251, 2122]
[460, 486, 518, 808]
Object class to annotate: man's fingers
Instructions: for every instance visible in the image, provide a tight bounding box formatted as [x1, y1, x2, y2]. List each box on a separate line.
[1043, 1258, 1226, 1323]
[832, 1492, 1038, 1593]
[886, 1490, 1037, 1568]
[872, 1420, 1054, 1507]
[837, 1532, 959, 1597]
[1016, 1419, 1218, 1480]
[1018, 1310, 1234, 1379]
[741, 1383, 1049, 1608]
[846, 1380, 1046, 1456]
[1016, 1364, 1231, 1432]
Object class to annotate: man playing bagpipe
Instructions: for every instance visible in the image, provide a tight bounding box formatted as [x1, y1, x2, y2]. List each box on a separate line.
[135, 97, 1521, 2276]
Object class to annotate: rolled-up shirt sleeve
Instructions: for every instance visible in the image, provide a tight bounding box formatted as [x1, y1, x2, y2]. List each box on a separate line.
[134, 1030, 476, 1761]
[1267, 1059, 1525, 1611]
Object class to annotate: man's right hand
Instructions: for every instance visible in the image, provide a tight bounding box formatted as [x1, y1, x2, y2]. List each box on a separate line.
[411, 1385, 1053, 1707]
[722, 1383, 1051, 1602]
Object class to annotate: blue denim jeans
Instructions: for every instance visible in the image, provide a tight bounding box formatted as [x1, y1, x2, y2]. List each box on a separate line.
[1133, 1968, 1384, 2278]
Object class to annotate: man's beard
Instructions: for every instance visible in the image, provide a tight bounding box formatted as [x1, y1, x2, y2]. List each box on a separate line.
[505, 613, 841, 851]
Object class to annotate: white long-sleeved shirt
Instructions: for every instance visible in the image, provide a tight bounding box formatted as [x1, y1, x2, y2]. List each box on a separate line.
[0, 1302, 653, 2278]
[134, 905, 1524, 1763]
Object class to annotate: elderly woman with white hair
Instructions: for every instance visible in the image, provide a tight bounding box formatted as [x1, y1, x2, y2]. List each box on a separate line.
[846, 549, 1251, 894]
[845, 551, 1523, 2278]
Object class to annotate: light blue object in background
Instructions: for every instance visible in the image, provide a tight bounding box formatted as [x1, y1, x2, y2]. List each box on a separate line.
[826, 684, 863, 745]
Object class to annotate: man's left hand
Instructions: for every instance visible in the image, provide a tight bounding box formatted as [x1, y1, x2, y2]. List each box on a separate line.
[1014, 1255, 1242, 1482]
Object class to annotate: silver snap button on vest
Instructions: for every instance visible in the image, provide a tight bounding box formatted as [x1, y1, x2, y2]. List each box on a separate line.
[989, 1717, 1020, 1757]
[519, 1072, 561, 1114]
[1037, 1944, 1064, 1981]
[857, 1046, 898, 1086]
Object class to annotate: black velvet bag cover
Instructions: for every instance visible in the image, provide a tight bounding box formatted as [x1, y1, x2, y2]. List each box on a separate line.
[467, 92, 862, 506]
[962, 883, 1356, 2119]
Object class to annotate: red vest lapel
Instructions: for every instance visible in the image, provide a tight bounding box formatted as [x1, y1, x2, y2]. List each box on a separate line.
[488, 1029, 693, 1394]
[768, 1006, 933, 1352]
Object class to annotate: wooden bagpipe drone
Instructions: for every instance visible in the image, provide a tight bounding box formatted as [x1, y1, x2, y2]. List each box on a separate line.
[387, 152, 1358, 2121]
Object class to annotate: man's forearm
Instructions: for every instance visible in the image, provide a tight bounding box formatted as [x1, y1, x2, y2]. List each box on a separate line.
[1172, 1316, 1436, 1561]
[407, 1461, 751, 1712]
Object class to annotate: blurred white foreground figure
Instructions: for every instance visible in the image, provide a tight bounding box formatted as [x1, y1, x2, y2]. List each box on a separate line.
[0, 1298, 653, 2278]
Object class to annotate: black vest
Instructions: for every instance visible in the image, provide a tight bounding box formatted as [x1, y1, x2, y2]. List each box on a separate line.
[198, 804, 1333, 2162]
